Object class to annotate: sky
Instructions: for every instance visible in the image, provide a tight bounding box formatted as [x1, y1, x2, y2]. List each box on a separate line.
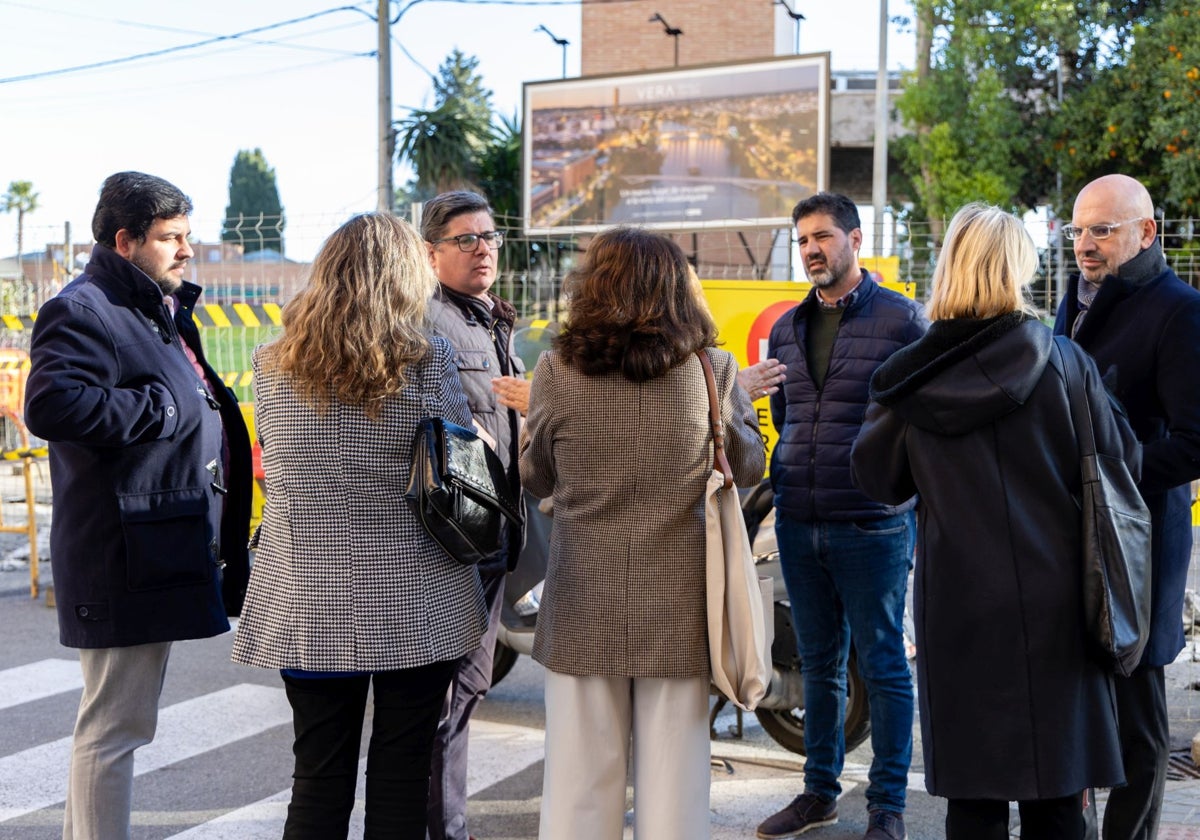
[0, 0, 916, 263]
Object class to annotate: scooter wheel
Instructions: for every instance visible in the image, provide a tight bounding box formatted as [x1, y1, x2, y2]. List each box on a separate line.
[754, 602, 871, 755]
[491, 639, 519, 687]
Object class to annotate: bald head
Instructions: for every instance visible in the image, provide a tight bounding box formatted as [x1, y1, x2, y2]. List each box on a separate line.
[1071, 174, 1157, 283]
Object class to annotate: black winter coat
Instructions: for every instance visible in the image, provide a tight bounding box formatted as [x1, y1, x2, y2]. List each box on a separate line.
[1054, 243, 1200, 667]
[852, 313, 1138, 800]
[767, 271, 927, 521]
[25, 245, 250, 648]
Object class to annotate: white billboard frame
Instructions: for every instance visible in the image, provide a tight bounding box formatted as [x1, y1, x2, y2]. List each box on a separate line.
[521, 52, 830, 236]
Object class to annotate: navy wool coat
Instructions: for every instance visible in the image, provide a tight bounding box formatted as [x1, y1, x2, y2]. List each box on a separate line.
[25, 245, 238, 648]
[1054, 243, 1200, 667]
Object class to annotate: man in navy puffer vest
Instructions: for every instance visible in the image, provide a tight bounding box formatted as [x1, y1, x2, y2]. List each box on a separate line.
[756, 193, 927, 840]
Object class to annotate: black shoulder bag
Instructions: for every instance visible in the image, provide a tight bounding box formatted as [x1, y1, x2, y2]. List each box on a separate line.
[1054, 336, 1152, 676]
[403, 366, 523, 566]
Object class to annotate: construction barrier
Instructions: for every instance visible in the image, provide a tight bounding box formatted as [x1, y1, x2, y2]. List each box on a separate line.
[0, 406, 43, 599]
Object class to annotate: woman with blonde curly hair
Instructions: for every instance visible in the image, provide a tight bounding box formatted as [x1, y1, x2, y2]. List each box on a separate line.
[232, 212, 487, 839]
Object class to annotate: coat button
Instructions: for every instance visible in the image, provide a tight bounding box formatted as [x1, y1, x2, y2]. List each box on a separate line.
[166, 406, 175, 417]
[77, 606, 89, 617]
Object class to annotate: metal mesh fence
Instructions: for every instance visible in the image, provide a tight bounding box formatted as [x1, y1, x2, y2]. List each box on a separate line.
[6, 212, 1200, 320]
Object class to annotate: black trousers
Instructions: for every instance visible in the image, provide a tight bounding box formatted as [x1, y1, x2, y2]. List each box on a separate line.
[281, 658, 460, 840]
[947, 794, 1086, 840]
[1102, 663, 1169, 840]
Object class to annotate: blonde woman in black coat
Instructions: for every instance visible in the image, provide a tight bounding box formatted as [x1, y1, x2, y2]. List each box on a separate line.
[851, 204, 1140, 839]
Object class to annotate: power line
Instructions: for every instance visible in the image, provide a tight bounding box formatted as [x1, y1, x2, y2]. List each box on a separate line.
[0, 5, 370, 85]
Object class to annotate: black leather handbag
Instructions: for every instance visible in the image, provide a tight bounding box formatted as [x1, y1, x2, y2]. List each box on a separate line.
[1055, 337, 1152, 676]
[404, 417, 523, 566]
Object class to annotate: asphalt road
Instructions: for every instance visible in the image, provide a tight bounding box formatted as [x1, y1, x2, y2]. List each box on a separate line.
[0, 577, 959, 840]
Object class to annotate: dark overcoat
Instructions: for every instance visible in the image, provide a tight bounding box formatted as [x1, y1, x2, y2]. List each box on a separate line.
[852, 314, 1138, 800]
[173, 284, 253, 616]
[25, 245, 242, 648]
[1054, 243, 1200, 667]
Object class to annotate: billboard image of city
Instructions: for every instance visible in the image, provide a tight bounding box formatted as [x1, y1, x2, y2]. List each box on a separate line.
[522, 54, 829, 235]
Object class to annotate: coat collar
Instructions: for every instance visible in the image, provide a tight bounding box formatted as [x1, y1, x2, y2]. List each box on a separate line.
[436, 284, 516, 327]
[84, 244, 167, 316]
[796, 268, 877, 318]
[1070, 242, 1170, 344]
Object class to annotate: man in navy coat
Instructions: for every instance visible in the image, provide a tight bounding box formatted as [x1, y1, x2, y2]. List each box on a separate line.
[24, 171, 251, 840]
[1055, 173, 1200, 840]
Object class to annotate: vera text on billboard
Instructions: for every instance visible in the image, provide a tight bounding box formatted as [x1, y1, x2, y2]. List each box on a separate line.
[522, 54, 830, 235]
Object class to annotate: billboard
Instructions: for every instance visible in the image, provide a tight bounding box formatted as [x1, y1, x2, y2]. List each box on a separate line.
[522, 53, 830, 236]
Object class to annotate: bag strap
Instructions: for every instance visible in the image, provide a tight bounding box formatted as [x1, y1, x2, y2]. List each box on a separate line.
[696, 349, 733, 490]
[1054, 335, 1099, 461]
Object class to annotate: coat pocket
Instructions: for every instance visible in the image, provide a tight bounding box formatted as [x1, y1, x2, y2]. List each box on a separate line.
[452, 348, 498, 414]
[118, 488, 214, 591]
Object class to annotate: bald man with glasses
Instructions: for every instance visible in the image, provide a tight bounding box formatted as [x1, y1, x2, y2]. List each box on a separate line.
[1055, 174, 1200, 840]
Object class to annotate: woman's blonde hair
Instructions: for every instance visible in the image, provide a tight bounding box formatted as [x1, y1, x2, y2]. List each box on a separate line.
[260, 212, 437, 418]
[926, 203, 1040, 321]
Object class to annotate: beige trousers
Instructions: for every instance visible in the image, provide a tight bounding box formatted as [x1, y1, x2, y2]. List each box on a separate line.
[63, 642, 172, 840]
[539, 669, 711, 840]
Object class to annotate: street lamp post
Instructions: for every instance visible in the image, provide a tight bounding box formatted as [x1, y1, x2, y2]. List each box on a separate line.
[775, 0, 805, 55]
[536, 24, 569, 79]
[648, 13, 684, 67]
[871, 0, 888, 255]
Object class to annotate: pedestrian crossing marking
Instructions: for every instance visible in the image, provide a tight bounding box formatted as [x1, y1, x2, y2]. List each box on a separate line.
[0, 683, 290, 823]
[163, 717, 545, 838]
[0, 659, 82, 711]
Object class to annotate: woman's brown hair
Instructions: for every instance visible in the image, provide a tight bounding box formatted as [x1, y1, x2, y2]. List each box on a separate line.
[554, 227, 717, 381]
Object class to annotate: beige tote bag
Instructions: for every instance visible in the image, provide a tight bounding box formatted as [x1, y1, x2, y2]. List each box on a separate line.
[697, 350, 773, 711]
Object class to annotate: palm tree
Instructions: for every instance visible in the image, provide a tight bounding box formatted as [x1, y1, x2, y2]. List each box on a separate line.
[395, 100, 492, 195]
[3, 180, 39, 280]
[478, 110, 521, 220]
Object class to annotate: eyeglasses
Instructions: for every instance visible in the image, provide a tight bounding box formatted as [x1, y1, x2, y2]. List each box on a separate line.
[1062, 219, 1144, 241]
[429, 231, 505, 252]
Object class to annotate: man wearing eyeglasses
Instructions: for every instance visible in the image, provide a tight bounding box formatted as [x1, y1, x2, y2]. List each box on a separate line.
[1055, 173, 1200, 840]
[421, 190, 528, 840]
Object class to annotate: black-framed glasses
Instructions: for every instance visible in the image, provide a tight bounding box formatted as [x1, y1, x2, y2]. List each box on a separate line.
[1062, 219, 1144, 241]
[429, 231, 505, 252]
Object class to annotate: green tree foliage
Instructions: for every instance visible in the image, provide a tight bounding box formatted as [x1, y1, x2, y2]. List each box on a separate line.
[396, 50, 497, 197]
[396, 101, 493, 195]
[222, 148, 285, 254]
[478, 110, 522, 220]
[3, 180, 39, 269]
[1053, 0, 1200, 218]
[894, 0, 1177, 235]
[434, 48, 494, 143]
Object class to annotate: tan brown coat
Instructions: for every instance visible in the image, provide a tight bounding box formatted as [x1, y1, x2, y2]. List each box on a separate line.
[520, 348, 765, 678]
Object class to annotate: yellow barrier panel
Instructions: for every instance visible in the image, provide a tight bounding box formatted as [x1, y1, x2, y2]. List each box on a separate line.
[700, 277, 918, 464]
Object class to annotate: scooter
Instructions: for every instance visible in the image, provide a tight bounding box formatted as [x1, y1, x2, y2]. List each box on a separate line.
[490, 477, 872, 756]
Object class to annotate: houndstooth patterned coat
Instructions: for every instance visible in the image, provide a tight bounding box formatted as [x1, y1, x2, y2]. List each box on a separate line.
[231, 337, 488, 672]
[521, 348, 765, 679]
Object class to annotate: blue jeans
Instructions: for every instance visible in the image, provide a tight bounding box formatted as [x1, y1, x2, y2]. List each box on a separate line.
[776, 512, 915, 814]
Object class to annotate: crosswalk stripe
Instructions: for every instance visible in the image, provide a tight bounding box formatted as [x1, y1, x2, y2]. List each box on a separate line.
[0, 683, 291, 823]
[164, 717, 545, 838]
[0, 659, 82, 711]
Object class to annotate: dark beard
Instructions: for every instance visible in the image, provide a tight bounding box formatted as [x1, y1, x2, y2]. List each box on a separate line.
[130, 253, 183, 295]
